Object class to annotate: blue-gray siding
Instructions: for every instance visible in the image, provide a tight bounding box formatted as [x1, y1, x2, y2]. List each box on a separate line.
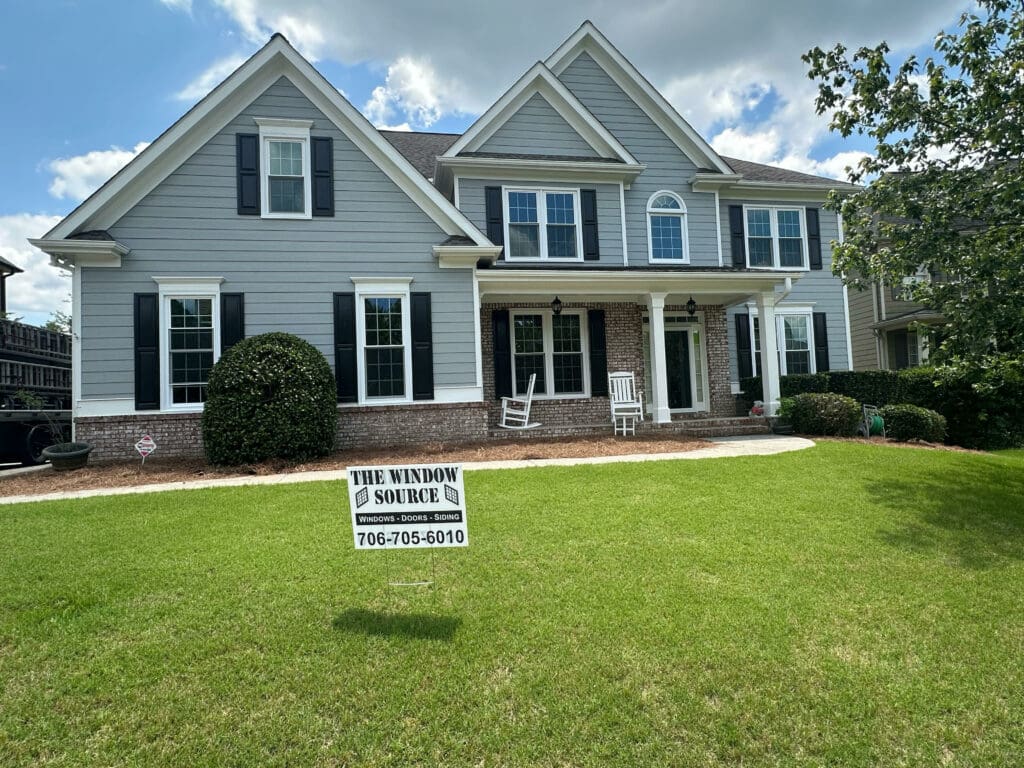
[477, 93, 599, 157]
[80, 77, 476, 401]
[557, 52, 720, 267]
[720, 199, 850, 378]
[457, 177, 624, 264]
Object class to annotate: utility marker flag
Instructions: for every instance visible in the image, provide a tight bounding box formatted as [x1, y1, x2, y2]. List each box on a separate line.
[347, 463, 468, 549]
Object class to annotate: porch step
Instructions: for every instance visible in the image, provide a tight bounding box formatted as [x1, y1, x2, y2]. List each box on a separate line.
[487, 416, 770, 441]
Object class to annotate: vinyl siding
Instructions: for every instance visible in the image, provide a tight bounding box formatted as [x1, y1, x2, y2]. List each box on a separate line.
[80, 76, 476, 402]
[477, 93, 599, 157]
[457, 177, 624, 263]
[721, 199, 851, 379]
[557, 52, 720, 267]
[848, 283, 880, 370]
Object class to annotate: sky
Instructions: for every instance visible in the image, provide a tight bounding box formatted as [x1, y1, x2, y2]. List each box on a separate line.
[0, 0, 970, 326]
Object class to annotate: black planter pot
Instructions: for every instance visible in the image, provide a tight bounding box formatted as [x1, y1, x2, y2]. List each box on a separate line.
[41, 442, 93, 472]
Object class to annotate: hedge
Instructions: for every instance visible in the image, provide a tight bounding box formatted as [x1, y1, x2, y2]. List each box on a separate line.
[787, 393, 862, 436]
[879, 404, 947, 443]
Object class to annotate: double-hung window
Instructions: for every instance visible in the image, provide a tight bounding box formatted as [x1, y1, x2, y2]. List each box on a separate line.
[255, 118, 313, 219]
[747, 311, 814, 376]
[744, 206, 808, 269]
[154, 276, 223, 409]
[647, 191, 689, 262]
[353, 278, 413, 403]
[504, 189, 583, 260]
[511, 311, 587, 397]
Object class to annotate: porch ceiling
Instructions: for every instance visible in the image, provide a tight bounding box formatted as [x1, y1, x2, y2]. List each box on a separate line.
[477, 268, 798, 306]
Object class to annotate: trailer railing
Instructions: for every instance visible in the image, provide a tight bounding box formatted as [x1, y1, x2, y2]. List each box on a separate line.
[0, 319, 72, 364]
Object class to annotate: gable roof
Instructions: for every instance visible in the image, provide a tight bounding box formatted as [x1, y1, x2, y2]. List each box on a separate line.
[545, 21, 734, 175]
[383, 130, 853, 188]
[441, 62, 638, 165]
[0, 255, 23, 276]
[42, 34, 490, 246]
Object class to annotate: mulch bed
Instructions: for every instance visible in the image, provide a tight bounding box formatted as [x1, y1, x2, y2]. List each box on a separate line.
[0, 435, 709, 497]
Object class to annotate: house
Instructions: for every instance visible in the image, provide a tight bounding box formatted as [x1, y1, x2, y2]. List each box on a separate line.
[848, 275, 944, 370]
[0, 256, 23, 315]
[31, 21, 857, 458]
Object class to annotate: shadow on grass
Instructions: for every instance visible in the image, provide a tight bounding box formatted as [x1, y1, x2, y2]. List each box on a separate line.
[870, 455, 1024, 569]
[332, 608, 461, 641]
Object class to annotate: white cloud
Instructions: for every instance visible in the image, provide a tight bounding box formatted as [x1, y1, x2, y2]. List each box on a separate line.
[175, 55, 248, 101]
[363, 56, 463, 129]
[48, 143, 150, 203]
[160, 0, 193, 12]
[0, 214, 68, 327]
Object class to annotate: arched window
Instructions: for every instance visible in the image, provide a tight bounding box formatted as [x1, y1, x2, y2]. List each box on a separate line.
[647, 191, 689, 263]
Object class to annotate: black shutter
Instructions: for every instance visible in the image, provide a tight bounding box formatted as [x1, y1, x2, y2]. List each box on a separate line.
[807, 208, 823, 270]
[735, 313, 753, 380]
[588, 309, 608, 396]
[581, 189, 600, 261]
[333, 293, 357, 403]
[729, 205, 746, 268]
[220, 293, 245, 352]
[134, 293, 160, 410]
[236, 133, 260, 215]
[311, 136, 334, 217]
[813, 312, 830, 372]
[492, 309, 512, 399]
[411, 292, 434, 401]
[484, 186, 505, 259]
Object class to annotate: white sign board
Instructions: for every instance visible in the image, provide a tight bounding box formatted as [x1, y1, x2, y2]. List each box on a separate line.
[135, 434, 157, 458]
[347, 463, 468, 549]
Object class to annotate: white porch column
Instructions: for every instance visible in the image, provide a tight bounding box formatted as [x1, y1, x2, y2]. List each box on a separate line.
[647, 292, 672, 424]
[756, 291, 781, 416]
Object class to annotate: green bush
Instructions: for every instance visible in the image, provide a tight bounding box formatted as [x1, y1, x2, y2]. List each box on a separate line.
[828, 370, 906, 406]
[879, 404, 947, 443]
[783, 373, 831, 396]
[788, 393, 862, 436]
[201, 332, 337, 465]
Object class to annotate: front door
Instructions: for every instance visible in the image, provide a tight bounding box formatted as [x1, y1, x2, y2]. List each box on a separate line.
[665, 329, 692, 409]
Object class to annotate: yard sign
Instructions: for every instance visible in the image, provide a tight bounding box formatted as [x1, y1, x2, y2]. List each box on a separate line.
[347, 463, 468, 550]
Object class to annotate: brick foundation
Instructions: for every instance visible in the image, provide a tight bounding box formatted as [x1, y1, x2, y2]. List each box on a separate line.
[76, 412, 205, 460]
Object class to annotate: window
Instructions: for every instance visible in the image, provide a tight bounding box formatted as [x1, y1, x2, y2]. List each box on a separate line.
[745, 310, 815, 376]
[504, 189, 583, 260]
[511, 310, 587, 397]
[353, 278, 412, 403]
[647, 191, 689, 262]
[744, 207, 808, 269]
[256, 118, 313, 219]
[155, 276, 223, 410]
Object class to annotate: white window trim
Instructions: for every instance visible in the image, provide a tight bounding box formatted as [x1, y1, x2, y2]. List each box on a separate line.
[503, 187, 585, 262]
[646, 190, 690, 264]
[509, 309, 590, 400]
[353, 277, 414, 405]
[742, 205, 809, 271]
[255, 117, 314, 220]
[153, 276, 224, 413]
[746, 305, 816, 377]
[641, 312, 708, 413]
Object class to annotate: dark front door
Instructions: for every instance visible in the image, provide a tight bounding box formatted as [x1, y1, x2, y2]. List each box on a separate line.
[665, 329, 692, 409]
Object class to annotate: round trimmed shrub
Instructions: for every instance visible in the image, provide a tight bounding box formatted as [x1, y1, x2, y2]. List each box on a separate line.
[788, 392, 861, 436]
[201, 332, 337, 465]
[880, 404, 947, 443]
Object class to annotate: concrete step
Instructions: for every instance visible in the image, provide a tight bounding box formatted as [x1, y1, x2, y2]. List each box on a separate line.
[488, 416, 770, 441]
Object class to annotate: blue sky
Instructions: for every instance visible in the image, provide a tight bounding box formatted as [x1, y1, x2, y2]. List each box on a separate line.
[0, 0, 968, 325]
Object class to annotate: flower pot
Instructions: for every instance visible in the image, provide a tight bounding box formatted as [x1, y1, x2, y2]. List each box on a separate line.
[41, 442, 93, 472]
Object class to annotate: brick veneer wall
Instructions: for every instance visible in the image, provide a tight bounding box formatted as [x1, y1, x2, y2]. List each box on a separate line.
[481, 300, 734, 430]
[76, 402, 490, 460]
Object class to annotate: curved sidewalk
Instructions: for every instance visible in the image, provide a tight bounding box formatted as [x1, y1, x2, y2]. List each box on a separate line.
[0, 435, 814, 506]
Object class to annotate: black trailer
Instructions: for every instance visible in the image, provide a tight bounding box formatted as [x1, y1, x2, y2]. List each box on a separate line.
[0, 319, 72, 464]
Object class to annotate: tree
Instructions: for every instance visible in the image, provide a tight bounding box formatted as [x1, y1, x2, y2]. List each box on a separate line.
[804, 0, 1024, 376]
[43, 310, 71, 335]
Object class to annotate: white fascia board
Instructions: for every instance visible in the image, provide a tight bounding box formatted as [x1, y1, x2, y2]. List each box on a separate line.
[477, 268, 798, 297]
[42, 36, 490, 247]
[545, 22, 733, 175]
[433, 245, 503, 268]
[437, 156, 645, 186]
[717, 185, 837, 203]
[444, 62, 636, 165]
[28, 238, 128, 267]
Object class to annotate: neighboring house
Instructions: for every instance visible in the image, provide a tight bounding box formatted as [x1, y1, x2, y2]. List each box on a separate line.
[848, 276, 945, 370]
[0, 256, 23, 315]
[31, 21, 857, 458]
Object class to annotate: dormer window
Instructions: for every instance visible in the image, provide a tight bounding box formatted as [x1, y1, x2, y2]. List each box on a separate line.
[255, 118, 313, 219]
[503, 188, 583, 261]
[647, 191, 689, 263]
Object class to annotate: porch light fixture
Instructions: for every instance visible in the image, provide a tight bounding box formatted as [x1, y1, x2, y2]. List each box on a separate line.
[551, 296, 563, 316]
[685, 296, 697, 316]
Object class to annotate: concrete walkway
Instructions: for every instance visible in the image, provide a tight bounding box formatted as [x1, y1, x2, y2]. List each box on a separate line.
[0, 435, 814, 506]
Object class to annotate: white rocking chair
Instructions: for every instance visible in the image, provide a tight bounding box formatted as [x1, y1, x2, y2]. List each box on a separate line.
[608, 371, 644, 436]
[499, 373, 540, 429]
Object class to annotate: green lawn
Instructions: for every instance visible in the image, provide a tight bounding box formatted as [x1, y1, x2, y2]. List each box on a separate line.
[2, 443, 1023, 766]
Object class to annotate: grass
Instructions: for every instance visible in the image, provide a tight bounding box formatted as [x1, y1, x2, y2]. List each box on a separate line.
[2, 442, 1023, 766]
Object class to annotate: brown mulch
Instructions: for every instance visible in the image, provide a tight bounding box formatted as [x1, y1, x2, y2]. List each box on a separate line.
[0, 435, 710, 497]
